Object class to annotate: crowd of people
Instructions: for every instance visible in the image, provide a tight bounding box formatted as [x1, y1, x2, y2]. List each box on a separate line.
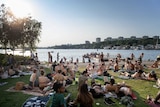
[0, 51, 160, 107]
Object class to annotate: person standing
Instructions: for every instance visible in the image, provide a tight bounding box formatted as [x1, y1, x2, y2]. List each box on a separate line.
[48, 52, 53, 64]
[57, 52, 59, 62]
[139, 53, 144, 63]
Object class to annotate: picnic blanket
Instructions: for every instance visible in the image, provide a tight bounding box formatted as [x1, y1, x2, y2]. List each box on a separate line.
[22, 92, 54, 107]
[6, 86, 48, 96]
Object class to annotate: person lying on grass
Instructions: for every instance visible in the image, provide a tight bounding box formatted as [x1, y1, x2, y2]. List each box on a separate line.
[104, 78, 137, 100]
[141, 70, 158, 81]
[117, 82, 137, 100]
[89, 79, 105, 98]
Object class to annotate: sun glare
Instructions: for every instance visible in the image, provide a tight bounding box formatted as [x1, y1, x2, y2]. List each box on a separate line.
[5, 0, 33, 18]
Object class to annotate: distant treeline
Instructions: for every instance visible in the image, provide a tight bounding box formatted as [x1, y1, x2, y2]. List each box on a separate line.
[47, 38, 159, 49]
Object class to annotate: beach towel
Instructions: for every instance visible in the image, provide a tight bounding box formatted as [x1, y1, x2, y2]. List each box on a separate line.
[118, 75, 130, 80]
[6, 86, 48, 96]
[104, 92, 117, 98]
[22, 92, 54, 107]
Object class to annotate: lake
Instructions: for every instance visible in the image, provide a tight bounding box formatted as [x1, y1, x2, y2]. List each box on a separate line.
[0, 49, 159, 62]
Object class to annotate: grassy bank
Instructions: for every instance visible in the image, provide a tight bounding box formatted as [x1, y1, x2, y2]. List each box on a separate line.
[0, 64, 159, 107]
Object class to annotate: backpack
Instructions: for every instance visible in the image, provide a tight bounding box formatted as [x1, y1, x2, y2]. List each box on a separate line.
[120, 96, 134, 107]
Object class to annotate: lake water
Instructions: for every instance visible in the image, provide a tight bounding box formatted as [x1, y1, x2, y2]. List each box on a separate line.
[0, 49, 160, 62]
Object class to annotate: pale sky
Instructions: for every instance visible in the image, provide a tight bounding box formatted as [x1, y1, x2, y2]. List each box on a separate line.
[1, 0, 160, 47]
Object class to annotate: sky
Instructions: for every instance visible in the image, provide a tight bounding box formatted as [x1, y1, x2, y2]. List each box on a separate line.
[1, 0, 160, 47]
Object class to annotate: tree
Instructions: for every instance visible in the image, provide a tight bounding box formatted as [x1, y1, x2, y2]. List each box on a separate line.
[0, 4, 14, 53]
[0, 4, 42, 55]
[22, 17, 42, 54]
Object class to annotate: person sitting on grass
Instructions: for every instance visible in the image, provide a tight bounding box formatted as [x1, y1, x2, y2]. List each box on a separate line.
[8, 65, 19, 76]
[38, 70, 51, 90]
[51, 82, 70, 107]
[29, 69, 37, 89]
[97, 62, 106, 76]
[53, 70, 66, 86]
[113, 60, 119, 72]
[151, 60, 159, 68]
[104, 78, 119, 93]
[69, 83, 94, 107]
[78, 70, 88, 90]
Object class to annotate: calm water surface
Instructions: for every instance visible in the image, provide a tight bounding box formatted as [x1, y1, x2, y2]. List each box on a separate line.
[0, 49, 160, 62]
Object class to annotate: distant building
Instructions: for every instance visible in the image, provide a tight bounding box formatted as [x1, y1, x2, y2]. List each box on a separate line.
[85, 41, 90, 44]
[130, 36, 136, 39]
[104, 37, 112, 41]
[118, 36, 124, 40]
[96, 37, 101, 43]
[153, 36, 159, 39]
[143, 36, 149, 39]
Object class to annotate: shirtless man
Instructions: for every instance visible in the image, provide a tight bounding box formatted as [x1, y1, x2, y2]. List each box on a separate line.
[114, 60, 119, 72]
[39, 70, 50, 90]
[53, 70, 66, 86]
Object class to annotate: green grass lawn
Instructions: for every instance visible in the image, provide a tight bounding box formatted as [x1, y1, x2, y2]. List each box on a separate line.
[0, 66, 159, 107]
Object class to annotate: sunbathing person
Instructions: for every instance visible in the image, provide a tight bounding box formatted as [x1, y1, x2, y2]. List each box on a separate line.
[106, 60, 114, 70]
[53, 70, 66, 86]
[89, 79, 105, 98]
[142, 71, 158, 81]
[123, 61, 144, 79]
[55, 63, 61, 73]
[86, 63, 93, 72]
[113, 60, 119, 72]
[98, 63, 106, 75]
[88, 65, 98, 78]
[117, 82, 137, 99]
[38, 70, 51, 90]
[124, 60, 135, 73]
[8, 65, 21, 76]
[151, 60, 159, 68]
[104, 78, 118, 93]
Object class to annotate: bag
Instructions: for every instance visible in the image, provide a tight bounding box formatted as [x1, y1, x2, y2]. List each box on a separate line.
[15, 82, 25, 90]
[120, 96, 134, 107]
